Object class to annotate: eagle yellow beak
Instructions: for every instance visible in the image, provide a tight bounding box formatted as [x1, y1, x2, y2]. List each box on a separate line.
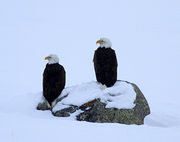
[45, 56, 51, 60]
[96, 40, 103, 44]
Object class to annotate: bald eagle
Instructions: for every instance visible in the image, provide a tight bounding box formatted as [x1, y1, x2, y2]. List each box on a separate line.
[43, 54, 66, 108]
[93, 38, 118, 87]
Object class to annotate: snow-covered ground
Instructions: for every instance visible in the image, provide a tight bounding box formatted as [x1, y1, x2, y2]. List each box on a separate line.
[0, 0, 180, 141]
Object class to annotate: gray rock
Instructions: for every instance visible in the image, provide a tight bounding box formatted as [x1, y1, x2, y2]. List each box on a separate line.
[52, 106, 78, 117]
[36, 95, 68, 111]
[37, 81, 150, 125]
[77, 81, 150, 125]
[36, 101, 50, 110]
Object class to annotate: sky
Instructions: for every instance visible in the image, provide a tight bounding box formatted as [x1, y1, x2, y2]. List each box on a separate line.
[0, 0, 180, 103]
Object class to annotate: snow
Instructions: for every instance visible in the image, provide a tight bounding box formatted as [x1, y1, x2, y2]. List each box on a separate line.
[54, 81, 136, 110]
[1, 0, 180, 142]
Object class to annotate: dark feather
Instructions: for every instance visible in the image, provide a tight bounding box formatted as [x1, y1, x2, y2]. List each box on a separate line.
[93, 47, 118, 87]
[43, 63, 65, 106]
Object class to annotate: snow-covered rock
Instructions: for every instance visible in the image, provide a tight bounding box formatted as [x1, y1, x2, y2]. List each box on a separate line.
[76, 81, 150, 125]
[37, 81, 150, 125]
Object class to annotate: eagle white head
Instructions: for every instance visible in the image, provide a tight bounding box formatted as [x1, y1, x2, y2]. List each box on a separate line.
[96, 37, 112, 48]
[45, 54, 59, 64]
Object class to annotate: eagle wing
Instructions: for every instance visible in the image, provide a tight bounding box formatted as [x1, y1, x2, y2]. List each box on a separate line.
[93, 48, 117, 87]
[43, 64, 65, 105]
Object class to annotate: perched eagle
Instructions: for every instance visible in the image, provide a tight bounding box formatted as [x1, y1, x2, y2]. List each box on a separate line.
[43, 54, 66, 107]
[93, 38, 118, 87]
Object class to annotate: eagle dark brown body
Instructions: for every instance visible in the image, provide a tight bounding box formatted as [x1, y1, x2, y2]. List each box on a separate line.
[93, 47, 118, 87]
[43, 63, 65, 106]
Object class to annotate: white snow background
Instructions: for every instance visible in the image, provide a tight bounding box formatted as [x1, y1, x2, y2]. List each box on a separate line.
[0, 0, 180, 141]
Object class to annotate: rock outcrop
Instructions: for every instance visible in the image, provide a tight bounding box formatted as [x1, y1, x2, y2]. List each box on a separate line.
[37, 81, 150, 125]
